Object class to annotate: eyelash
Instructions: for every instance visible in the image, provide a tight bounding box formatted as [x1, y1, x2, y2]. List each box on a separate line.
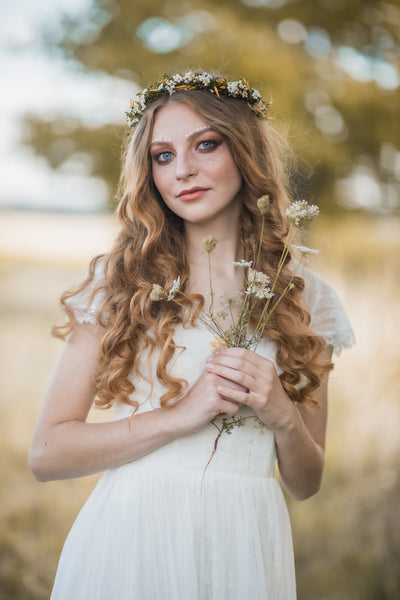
[152, 139, 221, 164]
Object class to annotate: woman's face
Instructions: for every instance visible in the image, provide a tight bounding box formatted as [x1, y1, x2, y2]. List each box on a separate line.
[150, 101, 242, 226]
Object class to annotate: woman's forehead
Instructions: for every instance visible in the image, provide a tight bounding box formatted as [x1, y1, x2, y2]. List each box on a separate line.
[151, 102, 210, 141]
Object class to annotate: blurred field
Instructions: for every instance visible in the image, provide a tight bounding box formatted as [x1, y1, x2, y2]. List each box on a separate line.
[0, 211, 399, 599]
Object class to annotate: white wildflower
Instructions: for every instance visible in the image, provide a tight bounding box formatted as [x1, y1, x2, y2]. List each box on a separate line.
[232, 259, 253, 268]
[222, 290, 244, 305]
[150, 284, 166, 301]
[167, 276, 181, 301]
[292, 245, 319, 257]
[247, 286, 273, 299]
[215, 306, 229, 319]
[285, 200, 319, 229]
[246, 269, 274, 299]
[172, 74, 183, 83]
[248, 269, 270, 286]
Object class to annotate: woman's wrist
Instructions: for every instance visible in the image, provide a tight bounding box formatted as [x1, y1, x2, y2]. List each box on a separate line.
[271, 398, 301, 434]
[159, 403, 189, 438]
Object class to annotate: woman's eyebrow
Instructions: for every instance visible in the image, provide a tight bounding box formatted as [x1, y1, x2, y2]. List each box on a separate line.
[150, 127, 214, 147]
[150, 139, 173, 148]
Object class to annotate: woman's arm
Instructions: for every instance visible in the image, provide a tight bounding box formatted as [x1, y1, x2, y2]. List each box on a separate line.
[272, 350, 330, 500]
[205, 345, 333, 500]
[29, 324, 243, 482]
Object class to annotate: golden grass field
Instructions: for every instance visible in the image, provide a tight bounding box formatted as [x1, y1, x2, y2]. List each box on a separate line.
[0, 211, 399, 599]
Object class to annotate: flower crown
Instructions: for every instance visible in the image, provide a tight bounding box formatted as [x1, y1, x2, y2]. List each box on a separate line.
[126, 71, 271, 127]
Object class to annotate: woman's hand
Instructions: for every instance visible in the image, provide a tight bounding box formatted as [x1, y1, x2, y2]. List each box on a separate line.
[170, 369, 247, 436]
[205, 345, 332, 501]
[204, 348, 294, 431]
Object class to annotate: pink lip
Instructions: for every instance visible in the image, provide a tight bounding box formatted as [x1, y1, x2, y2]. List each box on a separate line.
[177, 187, 210, 201]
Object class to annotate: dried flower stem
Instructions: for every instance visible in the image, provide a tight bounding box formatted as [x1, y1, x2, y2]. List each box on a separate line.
[208, 250, 215, 317]
[255, 213, 265, 271]
[200, 416, 263, 490]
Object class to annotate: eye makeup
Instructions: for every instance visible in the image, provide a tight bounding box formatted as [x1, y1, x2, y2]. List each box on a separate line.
[185, 124, 210, 138]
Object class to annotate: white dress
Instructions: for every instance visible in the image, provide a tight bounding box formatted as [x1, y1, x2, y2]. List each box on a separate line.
[51, 265, 354, 600]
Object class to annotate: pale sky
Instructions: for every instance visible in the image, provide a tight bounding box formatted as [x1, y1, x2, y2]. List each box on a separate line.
[0, 0, 136, 212]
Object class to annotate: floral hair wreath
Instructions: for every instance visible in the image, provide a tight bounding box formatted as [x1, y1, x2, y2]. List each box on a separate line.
[126, 71, 271, 127]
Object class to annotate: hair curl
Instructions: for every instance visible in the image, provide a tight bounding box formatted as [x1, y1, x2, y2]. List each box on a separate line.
[53, 88, 333, 412]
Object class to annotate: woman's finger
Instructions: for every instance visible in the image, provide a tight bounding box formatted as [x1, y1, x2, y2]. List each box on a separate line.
[206, 361, 254, 391]
[216, 384, 250, 406]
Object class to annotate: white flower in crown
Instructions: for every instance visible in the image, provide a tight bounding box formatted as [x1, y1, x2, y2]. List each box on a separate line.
[183, 71, 194, 82]
[198, 73, 211, 85]
[173, 74, 183, 83]
[166, 83, 175, 94]
[252, 89, 261, 100]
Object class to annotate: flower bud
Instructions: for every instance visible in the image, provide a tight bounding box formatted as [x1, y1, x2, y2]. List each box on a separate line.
[150, 284, 166, 301]
[202, 236, 217, 253]
[257, 195, 270, 215]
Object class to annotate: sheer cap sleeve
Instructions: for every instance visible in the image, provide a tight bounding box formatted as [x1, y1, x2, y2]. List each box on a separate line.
[298, 263, 355, 355]
[66, 260, 105, 325]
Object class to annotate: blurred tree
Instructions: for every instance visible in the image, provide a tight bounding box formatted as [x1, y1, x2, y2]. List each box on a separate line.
[25, 0, 400, 212]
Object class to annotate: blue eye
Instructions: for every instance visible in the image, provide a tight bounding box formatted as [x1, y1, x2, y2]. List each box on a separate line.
[154, 151, 174, 163]
[197, 139, 219, 152]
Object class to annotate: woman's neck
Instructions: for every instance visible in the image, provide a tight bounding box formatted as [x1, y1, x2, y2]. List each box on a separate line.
[184, 216, 243, 296]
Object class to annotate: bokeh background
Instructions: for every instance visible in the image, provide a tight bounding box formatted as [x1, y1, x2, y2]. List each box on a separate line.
[1, 0, 399, 598]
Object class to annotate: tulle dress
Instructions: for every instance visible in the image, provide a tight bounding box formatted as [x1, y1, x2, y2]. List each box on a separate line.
[50, 265, 354, 600]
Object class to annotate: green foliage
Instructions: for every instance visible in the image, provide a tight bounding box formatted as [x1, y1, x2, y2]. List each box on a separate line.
[24, 0, 400, 211]
[25, 118, 125, 207]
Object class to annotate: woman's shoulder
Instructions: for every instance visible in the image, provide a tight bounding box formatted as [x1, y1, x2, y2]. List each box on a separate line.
[294, 261, 355, 355]
[65, 258, 106, 325]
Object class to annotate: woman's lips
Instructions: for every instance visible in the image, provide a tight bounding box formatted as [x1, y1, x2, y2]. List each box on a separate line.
[177, 187, 210, 201]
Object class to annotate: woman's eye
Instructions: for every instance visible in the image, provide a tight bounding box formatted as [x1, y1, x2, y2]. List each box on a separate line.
[153, 151, 174, 164]
[197, 139, 220, 152]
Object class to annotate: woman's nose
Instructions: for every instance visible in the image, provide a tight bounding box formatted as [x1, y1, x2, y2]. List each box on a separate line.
[175, 152, 197, 180]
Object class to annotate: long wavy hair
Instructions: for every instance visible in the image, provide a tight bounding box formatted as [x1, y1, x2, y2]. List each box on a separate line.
[54, 89, 333, 411]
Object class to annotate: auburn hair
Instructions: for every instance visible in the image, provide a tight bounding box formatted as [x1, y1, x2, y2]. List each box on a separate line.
[53, 89, 333, 411]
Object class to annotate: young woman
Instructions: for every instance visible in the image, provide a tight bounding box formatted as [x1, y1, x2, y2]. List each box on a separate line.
[30, 72, 354, 599]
